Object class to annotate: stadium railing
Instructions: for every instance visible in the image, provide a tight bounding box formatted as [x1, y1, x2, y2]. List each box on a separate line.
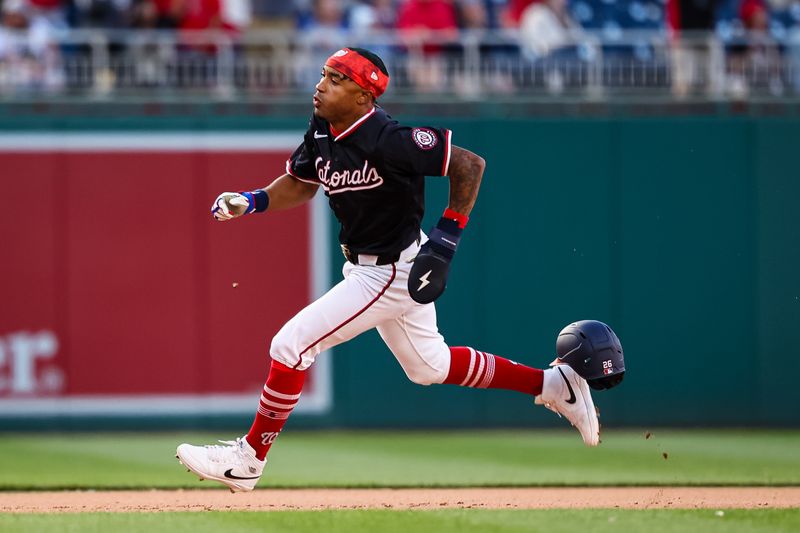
[0, 28, 798, 101]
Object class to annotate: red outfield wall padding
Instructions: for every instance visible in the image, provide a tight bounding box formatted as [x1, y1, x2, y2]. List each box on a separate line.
[0, 151, 311, 400]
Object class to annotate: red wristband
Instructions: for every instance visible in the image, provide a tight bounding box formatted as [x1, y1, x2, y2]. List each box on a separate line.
[443, 208, 469, 229]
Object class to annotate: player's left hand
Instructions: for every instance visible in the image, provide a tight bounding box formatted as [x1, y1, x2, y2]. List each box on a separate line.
[211, 192, 253, 221]
[408, 216, 463, 304]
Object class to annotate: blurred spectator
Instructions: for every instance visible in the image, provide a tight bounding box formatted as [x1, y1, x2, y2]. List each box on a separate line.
[397, 0, 459, 39]
[220, 0, 250, 30]
[176, 0, 224, 31]
[172, 0, 246, 53]
[396, 0, 459, 92]
[248, 0, 292, 27]
[295, 0, 348, 90]
[0, 0, 64, 91]
[131, 0, 249, 88]
[667, 0, 719, 34]
[481, 0, 505, 28]
[129, 0, 161, 28]
[297, 0, 347, 32]
[500, 0, 538, 27]
[740, 0, 768, 28]
[726, 0, 783, 96]
[26, 0, 69, 28]
[456, 0, 487, 28]
[667, 0, 723, 97]
[3, 0, 68, 31]
[348, 0, 396, 32]
[172, 0, 250, 33]
[347, 0, 396, 78]
[127, 0, 182, 28]
[126, 0, 178, 88]
[65, 0, 132, 94]
[518, 0, 582, 58]
[126, 0, 247, 91]
[296, 0, 347, 50]
[517, 0, 587, 94]
[67, 0, 132, 28]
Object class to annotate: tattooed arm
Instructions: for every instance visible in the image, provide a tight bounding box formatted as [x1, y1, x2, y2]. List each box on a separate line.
[407, 145, 486, 304]
[446, 145, 486, 216]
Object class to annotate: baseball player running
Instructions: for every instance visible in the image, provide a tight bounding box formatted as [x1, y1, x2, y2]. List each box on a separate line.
[177, 47, 601, 493]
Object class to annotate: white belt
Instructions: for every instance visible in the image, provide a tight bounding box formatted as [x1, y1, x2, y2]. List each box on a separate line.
[353, 233, 424, 266]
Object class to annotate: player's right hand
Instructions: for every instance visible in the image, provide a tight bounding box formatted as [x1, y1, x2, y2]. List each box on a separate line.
[211, 192, 251, 221]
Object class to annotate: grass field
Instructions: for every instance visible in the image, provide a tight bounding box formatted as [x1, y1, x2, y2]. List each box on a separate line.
[1, 429, 799, 489]
[1, 429, 798, 532]
[2, 509, 800, 533]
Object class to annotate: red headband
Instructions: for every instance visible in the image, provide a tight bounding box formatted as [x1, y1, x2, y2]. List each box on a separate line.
[325, 48, 389, 98]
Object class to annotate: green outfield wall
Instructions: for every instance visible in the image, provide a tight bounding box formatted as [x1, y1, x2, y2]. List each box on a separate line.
[2, 111, 798, 428]
[327, 115, 800, 428]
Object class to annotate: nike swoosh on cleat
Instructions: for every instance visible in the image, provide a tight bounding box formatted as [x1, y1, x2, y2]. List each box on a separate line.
[558, 367, 577, 404]
[224, 468, 260, 480]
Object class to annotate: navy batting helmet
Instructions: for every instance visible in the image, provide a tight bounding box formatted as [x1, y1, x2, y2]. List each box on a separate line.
[555, 320, 625, 390]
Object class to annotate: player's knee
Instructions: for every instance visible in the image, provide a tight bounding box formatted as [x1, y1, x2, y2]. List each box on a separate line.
[269, 334, 299, 369]
[404, 365, 446, 386]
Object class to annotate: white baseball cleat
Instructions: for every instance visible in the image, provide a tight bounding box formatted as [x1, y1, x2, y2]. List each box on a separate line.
[176, 436, 266, 492]
[535, 364, 600, 446]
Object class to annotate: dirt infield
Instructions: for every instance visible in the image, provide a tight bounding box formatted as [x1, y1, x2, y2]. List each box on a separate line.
[1, 487, 798, 513]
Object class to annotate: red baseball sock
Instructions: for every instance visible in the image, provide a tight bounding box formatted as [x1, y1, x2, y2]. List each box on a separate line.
[443, 346, 544, 395]
[245, 360, 306, 460]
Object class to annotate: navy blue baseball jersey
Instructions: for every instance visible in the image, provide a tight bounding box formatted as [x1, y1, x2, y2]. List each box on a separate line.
[286, 107, 452, 256]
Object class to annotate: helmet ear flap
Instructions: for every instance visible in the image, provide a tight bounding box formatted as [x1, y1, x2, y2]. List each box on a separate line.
[555, 320, 625, 391]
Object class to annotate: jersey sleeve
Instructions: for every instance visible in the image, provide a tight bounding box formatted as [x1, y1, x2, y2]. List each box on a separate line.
[285, 123, 319, 184]
[379, 125, 452, 177]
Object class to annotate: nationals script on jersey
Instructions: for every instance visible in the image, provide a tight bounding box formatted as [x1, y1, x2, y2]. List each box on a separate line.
[285, 107, 452, 256]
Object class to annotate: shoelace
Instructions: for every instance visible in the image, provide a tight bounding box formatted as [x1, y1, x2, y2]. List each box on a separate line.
[205, 437, 247, 463]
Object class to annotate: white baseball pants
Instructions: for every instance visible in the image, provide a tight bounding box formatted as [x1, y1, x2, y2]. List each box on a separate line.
[269, 237, 451, 385]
